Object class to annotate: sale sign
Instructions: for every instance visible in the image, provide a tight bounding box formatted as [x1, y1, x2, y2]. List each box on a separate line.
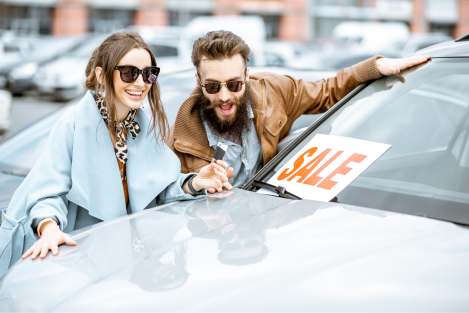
[267, 134, 391, 201]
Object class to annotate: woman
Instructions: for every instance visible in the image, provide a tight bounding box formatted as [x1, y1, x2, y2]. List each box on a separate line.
[0, 32, 232, 276]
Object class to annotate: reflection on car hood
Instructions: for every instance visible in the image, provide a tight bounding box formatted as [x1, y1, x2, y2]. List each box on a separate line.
[1, 189, 468, 311]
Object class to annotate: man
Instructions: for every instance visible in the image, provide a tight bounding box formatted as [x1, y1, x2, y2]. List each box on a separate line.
[170, 31, 430, 186]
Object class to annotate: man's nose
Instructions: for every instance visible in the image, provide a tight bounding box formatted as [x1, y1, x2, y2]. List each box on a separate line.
[218, 85, 230, 102]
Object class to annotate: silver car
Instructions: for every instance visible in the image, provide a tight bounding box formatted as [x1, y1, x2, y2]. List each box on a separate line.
[1, 40, 468, 311]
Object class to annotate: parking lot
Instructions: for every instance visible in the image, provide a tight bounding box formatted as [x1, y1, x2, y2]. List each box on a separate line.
[0, 95, 65, 144]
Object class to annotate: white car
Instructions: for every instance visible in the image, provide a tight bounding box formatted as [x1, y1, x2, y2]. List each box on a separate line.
[0, 90, 12, 134]
[4, 42, 468, 310]
[34, 35, 106, 102]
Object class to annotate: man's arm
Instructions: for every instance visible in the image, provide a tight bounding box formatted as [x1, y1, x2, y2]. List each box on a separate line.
[276, 55, 430, 120]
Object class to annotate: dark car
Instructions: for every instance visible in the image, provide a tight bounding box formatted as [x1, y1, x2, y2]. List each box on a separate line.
[2, 38, 468, 311]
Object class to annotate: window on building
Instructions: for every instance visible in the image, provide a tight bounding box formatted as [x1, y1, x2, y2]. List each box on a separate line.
[0, 4, 52, 35]
[89, 8, 135, 33]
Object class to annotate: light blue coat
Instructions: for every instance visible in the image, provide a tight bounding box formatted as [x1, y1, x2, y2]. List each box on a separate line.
[0, 92, 195, 277]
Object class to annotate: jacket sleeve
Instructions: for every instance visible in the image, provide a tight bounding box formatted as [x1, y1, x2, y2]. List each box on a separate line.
[0, 108, 75, 274]
[274, 56, 383, 120]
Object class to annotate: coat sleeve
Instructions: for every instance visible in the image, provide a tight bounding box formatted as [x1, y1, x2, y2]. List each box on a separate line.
[155, 172, 205, 205]
[272, 56, 383, 120]
[0, 108, 75, 275]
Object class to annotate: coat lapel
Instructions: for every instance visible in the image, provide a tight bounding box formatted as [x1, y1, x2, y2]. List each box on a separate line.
[126, 109, 180, 212]
[66, 92, 126, 220]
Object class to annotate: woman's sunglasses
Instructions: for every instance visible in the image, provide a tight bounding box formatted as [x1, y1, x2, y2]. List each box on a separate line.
[200, 79, 245, 94]
[114, 65, 160, 84]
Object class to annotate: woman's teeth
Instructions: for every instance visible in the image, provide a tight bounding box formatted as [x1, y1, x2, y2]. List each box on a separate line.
[126, 90, 142, 97]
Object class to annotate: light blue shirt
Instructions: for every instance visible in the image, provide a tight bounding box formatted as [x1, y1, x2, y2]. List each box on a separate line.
[203, 104, 262, 187]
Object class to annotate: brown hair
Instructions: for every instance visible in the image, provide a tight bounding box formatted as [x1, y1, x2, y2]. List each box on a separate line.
[85, 31, 168, 141]
[191, 30, 250, 68]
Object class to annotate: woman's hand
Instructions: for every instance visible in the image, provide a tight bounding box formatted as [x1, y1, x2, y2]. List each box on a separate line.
[22, 221, 77, 260]
[191, 160, 233, 194]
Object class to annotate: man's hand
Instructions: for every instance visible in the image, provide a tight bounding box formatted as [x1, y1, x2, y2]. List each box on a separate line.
[376, 55, 431, 76]
[193, 160, 233, 193]
[22, 222, 77, 260]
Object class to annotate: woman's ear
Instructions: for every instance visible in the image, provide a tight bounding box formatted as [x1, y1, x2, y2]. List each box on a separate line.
[95, 66, 104, 85]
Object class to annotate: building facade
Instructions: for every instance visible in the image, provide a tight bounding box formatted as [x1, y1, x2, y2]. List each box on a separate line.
[0, 0, 467, 40]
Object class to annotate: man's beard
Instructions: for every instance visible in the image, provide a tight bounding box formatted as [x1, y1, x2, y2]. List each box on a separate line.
[198, 85, 250, 136]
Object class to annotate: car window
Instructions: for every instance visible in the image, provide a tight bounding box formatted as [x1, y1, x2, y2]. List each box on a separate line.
[261, 58, 469, 222]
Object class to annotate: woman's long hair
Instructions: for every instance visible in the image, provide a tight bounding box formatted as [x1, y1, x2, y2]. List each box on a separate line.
[85, 31, 168, 141]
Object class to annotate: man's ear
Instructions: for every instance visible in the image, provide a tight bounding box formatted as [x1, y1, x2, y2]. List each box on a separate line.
[95, 66, 104, 85]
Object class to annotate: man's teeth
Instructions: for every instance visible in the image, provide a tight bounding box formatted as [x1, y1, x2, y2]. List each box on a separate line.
[220, 103, 232, 110]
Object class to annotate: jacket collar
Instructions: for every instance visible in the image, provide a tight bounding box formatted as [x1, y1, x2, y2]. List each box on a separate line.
[172, 78, 266, 160]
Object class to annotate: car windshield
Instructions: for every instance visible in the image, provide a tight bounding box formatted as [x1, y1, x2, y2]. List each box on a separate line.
[260, 58, 469, 224]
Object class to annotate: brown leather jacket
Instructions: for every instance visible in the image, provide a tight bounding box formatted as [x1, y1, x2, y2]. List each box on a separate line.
[170, 56, 382, 173]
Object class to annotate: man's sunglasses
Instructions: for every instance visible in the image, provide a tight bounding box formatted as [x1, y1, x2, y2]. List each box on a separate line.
[114, 65, 160, 84]
[200, 79, 245, 94]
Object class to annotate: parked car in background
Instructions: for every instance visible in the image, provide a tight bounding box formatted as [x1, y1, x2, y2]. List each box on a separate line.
[333, 21, 410, 53]
[179, 16, 267, 66]
[33, 34, 106, 102]
[0, 90, 12, 134]
[1, 35, 469, 311]
[5, 35, 87, 95]
[0, 34, 33, 89]
[264, 41, 313, 67]
[397, 32, 452, 56]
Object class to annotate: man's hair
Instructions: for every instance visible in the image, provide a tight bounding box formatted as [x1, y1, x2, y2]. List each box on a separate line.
[191, 30, 250, 68]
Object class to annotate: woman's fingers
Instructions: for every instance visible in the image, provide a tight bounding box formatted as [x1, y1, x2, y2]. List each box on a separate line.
[223, 181, 233, 190]
[21, 247, 33, 259]
[51, 243, 59, 255]
[39, 245, 50, 259]
[63, 235, 77, 246]
[30, 246, 41, 260]
[21, 231, 77, 261]
[226, 167, 234, 179]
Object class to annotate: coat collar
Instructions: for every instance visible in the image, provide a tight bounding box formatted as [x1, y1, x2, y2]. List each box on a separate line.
[66, 92, 180, 220]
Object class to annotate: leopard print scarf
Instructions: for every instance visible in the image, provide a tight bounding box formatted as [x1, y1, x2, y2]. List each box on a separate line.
[96, 95, 140, 164]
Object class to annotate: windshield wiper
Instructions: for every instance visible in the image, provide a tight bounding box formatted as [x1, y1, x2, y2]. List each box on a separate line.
[251, 180, 301, 200]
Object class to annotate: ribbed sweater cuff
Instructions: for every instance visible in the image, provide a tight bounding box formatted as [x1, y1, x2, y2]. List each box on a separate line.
[350, 55, 383, 83]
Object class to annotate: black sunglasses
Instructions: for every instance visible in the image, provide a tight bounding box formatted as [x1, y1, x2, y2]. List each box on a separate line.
[200, 79, 245, 94]
[114, 65, 160, 84]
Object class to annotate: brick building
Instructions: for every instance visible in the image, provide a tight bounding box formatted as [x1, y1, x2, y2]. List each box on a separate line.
[0, 0, 467, 40]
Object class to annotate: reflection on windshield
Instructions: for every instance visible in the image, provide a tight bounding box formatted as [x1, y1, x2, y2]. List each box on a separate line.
[266, 59, 469, 224]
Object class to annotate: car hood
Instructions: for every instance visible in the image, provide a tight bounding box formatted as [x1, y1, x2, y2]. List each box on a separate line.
[0, 189, 468, 311]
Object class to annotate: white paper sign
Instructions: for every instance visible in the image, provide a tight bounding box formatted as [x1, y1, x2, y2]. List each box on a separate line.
[267, 134, 391, 201]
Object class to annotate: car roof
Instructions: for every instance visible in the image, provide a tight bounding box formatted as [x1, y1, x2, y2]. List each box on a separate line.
[416, 34, 469, 57]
